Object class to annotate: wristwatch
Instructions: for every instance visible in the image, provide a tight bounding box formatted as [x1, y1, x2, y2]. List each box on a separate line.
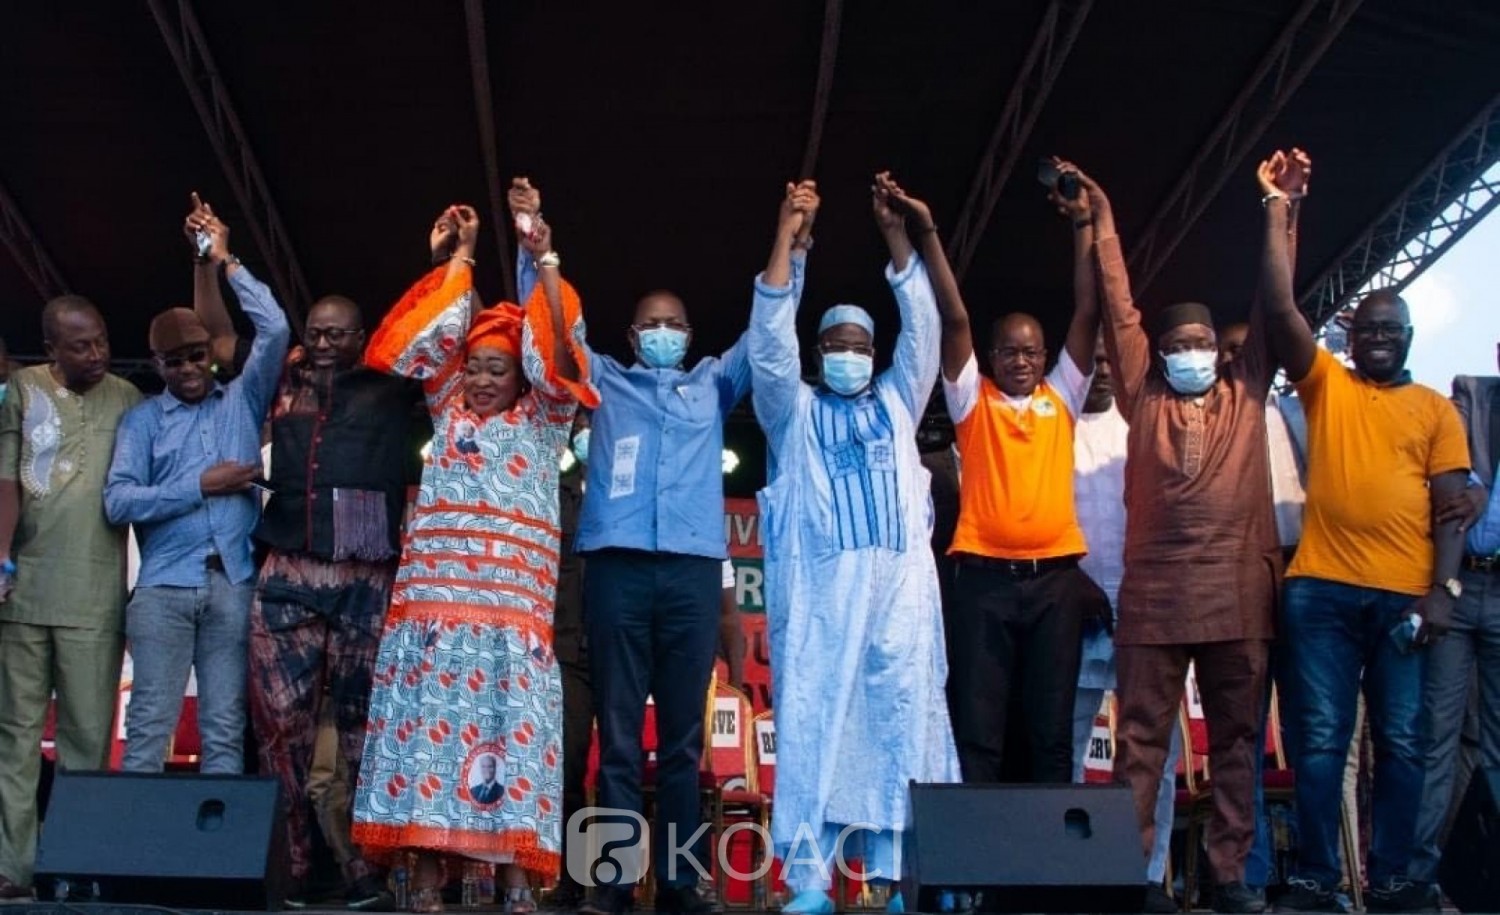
[1436, 578, 1463, 599]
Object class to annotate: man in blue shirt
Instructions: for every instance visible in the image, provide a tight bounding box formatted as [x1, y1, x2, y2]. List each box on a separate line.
[512, 180, 752, 915]
[105, 208, 289, 774]
[1408, 366, 1500, 900]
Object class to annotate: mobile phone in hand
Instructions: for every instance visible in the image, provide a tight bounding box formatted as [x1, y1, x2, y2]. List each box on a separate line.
[195, 229, 213, 258]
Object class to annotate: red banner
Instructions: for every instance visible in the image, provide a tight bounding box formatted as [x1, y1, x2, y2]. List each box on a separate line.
[723, 498, 771, 713]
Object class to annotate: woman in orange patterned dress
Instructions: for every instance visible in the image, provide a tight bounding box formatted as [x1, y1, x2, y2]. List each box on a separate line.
[352, 203, 597, 912]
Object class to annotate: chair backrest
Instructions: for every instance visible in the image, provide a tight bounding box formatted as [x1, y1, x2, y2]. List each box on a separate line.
[1266, 683, 1289, 770]
[1082, 692, 1115, 784]
[167, 697, 202, 765]
[705, 679, 757, 792]
[751, 711, 776, 796]
[1179, 664, 1211, 792]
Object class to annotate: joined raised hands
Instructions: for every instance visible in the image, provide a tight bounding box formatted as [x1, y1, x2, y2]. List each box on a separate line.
[778, 180, 820, 237]
[520, 213, 554, 262]
[871, 172, 912, 234]
[1045, 158, 1092, 223]
[430, 204, 480, 262]
[876, 173, 934, 231]
[508, 176, 541, 216]
[184, 191, 231, 264]
[1257, 147, 1312, 200]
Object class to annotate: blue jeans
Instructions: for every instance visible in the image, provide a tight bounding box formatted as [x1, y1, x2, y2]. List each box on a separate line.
[1281, 577, 1425, 888]
[122, 571, 253, 774]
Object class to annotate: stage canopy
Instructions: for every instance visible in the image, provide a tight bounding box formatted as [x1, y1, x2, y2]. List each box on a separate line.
[3, 1, 1498, 390]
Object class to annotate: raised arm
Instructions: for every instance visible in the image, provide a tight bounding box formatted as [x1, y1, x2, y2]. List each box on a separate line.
[1049, 160, 1101, 376]
[512, 215, 599, 412]
[186, 193, 239, 371]
[873, 173, 940, 416]
[188, 207, 291, 418]
[1074, 167, 1149, 417]
[509, 177, 543, 304]
[365, 206, 483, 412]
[749, 182, 818, 445]
[881, 173, 969, 383]
[1255, 149, 1317, 382]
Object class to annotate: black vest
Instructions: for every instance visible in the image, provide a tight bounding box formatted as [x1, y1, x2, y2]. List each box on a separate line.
[254, 367, 428, 560]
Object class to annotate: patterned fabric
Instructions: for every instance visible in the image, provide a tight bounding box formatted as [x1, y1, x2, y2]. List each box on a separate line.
[0, 364, 141, 629]
[351, 264, 597, 879]
[811, 393, 903, 552]
[748, 252, 960, 879]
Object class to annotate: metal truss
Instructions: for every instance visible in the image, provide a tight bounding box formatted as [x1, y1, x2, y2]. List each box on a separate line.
[146, 0, 312, 327]
[1126, 0, 1362, 295]
[798, 0, 845, 180]
[0, 178, 69, 301]
[1299, 93, 1500, 351]
[463, 0, 517, 303]
[947, 0, 1093, 281]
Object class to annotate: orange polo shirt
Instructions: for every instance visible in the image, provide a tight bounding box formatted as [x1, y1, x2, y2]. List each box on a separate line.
[943, 353, 1089, 560]
[1288, 349, 1470, 596]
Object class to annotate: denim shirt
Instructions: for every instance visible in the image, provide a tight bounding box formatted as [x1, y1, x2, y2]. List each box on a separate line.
[105, 267, 290, 587]
[519, 248, 752, 558]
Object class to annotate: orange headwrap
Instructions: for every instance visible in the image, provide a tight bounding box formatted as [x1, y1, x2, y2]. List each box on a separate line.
[466, 303, 524, 357]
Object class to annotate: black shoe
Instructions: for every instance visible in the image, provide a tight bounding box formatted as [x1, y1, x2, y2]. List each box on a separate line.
[1142, 883, 1178, 913]
[346, 874, 395, 911]
[1366, 877, 1439, 913]
[654, 884, 712, 915]
[579, 884, 635, 915]
[1213, 881, 1267, 914]
[1275, 878, 1339, 913]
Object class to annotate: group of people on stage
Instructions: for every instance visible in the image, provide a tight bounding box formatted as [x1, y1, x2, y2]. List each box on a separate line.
[0, 144, 1494, 915]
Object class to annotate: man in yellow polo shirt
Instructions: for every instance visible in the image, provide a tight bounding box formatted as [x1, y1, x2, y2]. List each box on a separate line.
[1257, 156, 1470, 915]
[938, 163, 1107, 784]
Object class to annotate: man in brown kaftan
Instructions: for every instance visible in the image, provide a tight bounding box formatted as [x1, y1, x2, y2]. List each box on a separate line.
[1062, 160, 1299, 915]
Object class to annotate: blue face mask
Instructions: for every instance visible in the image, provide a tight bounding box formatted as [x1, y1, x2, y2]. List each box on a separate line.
[822, 352, 874, 396]
[636, 327, 689, 369]
[571, 428, 591, 466]
[0, 383, 7, 404]
[1161, 350, 1218, 395]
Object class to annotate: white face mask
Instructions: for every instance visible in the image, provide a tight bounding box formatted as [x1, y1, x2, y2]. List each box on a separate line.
[1160, 350, 1218, 395]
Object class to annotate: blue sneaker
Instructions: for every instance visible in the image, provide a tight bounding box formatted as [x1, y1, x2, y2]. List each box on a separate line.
[783, 889, 834, 914]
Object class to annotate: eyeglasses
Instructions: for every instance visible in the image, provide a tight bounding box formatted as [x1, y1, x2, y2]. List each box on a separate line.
[989, 346, 1045, 361]
[1159, 340, 1217, 355]
[819, 342, 874, 356]
[160, 347, 209, 369]
[305, 327, 362, 345]
[1349, 322, 1411, 341]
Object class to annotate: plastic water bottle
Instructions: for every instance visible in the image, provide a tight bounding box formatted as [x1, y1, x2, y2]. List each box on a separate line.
[461, 862, 479, 908]
[392, 855, 411, 910]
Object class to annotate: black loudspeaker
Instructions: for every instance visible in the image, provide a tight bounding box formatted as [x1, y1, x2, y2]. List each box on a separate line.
[901, 782, 1146, 913]
[36, 772, 288, 910]
[1440, 767, 1500, 913]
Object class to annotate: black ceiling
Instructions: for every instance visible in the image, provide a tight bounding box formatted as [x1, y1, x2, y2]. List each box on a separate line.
[4, 0, 1499, 378]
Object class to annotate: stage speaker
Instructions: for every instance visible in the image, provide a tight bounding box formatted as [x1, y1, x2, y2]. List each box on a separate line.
[1440, 767, 1500, 913]
[36, 771, 288, 910]
[901, 782, 1146, 913]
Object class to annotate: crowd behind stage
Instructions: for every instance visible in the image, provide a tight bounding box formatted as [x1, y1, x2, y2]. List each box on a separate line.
[0, 147, 1494, 915]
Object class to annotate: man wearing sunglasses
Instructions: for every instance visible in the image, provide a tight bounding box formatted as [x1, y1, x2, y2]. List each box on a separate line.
[104, 205, 288, 782]
[169, 192, 430, 906]
[1256, 150, 1470, 911]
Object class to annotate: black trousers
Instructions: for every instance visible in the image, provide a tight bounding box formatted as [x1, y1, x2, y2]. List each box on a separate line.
[584, 549, 720, 889]
[947, 561, 1100, 784]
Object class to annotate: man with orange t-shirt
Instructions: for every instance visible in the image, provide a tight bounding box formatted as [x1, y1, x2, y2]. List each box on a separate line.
[939, 160, 1107, 784]
[1256, 158, 1470, 910]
